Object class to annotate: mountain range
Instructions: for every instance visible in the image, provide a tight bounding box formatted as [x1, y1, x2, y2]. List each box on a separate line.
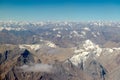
[0, 21, 120, 80]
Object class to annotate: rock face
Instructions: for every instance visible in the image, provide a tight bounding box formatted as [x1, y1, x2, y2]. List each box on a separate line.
[17, 49, 35, 66]
[0, 22, 120, 80]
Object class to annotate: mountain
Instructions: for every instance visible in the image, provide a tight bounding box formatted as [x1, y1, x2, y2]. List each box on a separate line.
[0, 21, 120, 80]
[0, 21, 120, 47]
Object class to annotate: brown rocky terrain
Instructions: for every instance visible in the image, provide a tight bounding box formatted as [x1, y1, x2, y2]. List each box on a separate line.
[0, 22, 120, 80]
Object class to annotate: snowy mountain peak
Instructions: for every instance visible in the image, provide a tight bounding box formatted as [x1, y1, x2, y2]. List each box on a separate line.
[83, 40, 97, 50]
[83, 40, 95, 50]
[69, 40, 102, 66]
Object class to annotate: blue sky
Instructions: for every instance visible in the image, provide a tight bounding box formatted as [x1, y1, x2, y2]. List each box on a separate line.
[0, 0, 120, 21]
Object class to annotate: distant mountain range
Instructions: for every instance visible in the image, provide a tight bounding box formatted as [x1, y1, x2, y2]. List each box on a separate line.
[0, 21, 120, 47]
[0, 21, 120, 80]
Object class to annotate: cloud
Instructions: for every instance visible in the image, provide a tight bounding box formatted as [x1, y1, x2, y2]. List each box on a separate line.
[19, 63, 53, 73]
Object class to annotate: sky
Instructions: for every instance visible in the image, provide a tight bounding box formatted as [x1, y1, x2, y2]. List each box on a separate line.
[0, 0, 120, 22]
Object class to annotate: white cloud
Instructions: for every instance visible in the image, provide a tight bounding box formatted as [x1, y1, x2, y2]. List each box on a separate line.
[20, 63, 53, 73]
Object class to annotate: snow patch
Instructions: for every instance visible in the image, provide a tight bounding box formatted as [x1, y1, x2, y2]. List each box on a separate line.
[46, 41, 56, 48]
[96, 32, 100, 36]
[81, 31, 86, 35]
[19, 44, 41, 51]
[92, 32, 97, 37]
[0, 27, 26, 31]
[56, 34, 61, 37]
[71, 30, 80, 37]
[83, 27, 90, 31]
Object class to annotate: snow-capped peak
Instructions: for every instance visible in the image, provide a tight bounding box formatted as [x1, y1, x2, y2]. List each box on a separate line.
[83, 40, 96, 50]
[68, 40, 102, 66]
[67, 39, 120, 67]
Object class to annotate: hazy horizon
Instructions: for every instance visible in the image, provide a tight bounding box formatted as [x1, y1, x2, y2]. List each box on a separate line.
[0, 0, 120, 21]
